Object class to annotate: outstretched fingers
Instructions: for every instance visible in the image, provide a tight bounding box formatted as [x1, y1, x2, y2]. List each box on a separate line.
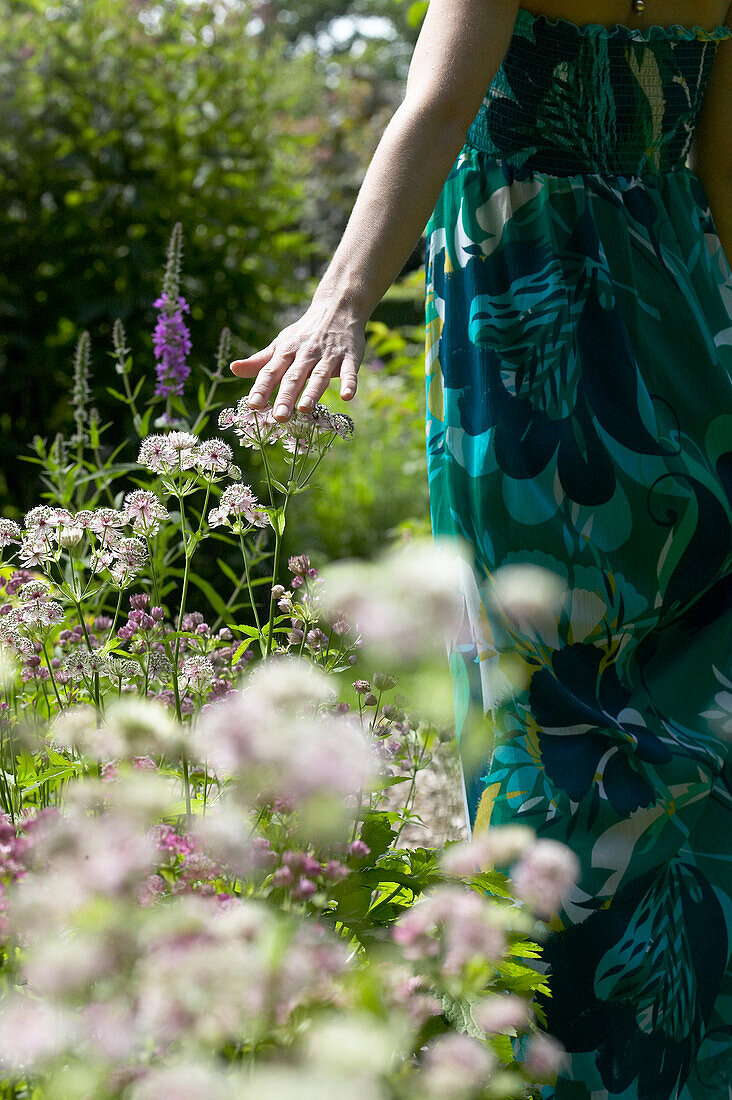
[242, 350, 297, 409]
[229, 342, 276, 378]
[295, 358, 342, 414]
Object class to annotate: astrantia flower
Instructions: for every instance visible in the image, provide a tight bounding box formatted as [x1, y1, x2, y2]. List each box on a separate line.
[61, 652, 92, 682]
[152, 291, 192, 399]
[89, 509, 127, 547]
[147, 652, 173, 681]
[123, 491, 169, 537]
[18, 537, 52, 569]
[165, 431, 199, 470]
[106, 538, 148, 589]
[283, 403, 354, 443]
[179, 656, 215, 694]
[107, 657, 140, 681]
[194, 438, 233, 476]
[17, 580, 50, 603]
[207, 484, 271, 531]
[20, 602, 64, 630]
[420, 1032, 496, 1099]
[218, 397, 284, 448]
[23, 506, 56, 535]
[0, 520, 21, 548]
[220, 484, 257, 515]
[511, 838, 580, 919]
[137, 435, 176, 473]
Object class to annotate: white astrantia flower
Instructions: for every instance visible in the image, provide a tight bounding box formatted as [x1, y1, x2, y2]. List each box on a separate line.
[17, 580, 51, 603]
[20, 602, 64, 629]
[89, 509, 127, 547]
[146, 652, 173, 681]
[320, 536, 466, 662]
[194, 438, 234, 475]
[106, 657, 141, 681]
[18, 537, 53, 568]
[207, 484, 271, 531]
[137, 435, 176, 473]
[0, 519, 22, 547]
[179, 655, 215, 693]
[23, 506, 57, 535]
[58, 526, 84, 549]
[217, 397, 284, 448]
[123, 490, 169, 536]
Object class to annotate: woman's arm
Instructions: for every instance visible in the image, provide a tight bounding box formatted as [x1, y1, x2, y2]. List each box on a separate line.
[689, 5, 732, 262]
[232, 0, 520, 421]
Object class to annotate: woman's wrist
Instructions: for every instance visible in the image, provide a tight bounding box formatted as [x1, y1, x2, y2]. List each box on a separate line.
[310, 281, 372, 328]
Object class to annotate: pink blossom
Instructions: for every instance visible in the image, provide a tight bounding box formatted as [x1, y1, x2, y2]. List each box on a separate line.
[511, 839, 580, 919]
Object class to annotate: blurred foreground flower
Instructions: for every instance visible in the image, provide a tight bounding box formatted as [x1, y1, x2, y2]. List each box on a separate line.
[320, 537, 466, 663]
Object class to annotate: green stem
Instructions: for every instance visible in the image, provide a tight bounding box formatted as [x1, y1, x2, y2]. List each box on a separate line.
[121, 370, 143, 435]
[182, 751, 192, 828]
[239, 530, 262, 633]
[41, 643, 64, 710]
[107, 588, 124, 646]
[393, 739, 429, 847]
[146, 535, 162, 608]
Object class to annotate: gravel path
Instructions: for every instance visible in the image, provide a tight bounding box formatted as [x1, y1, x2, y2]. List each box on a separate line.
[390, 739, 470, 850]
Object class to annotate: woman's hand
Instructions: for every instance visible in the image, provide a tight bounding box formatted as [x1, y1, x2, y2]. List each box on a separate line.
[229, 301, 367, 422]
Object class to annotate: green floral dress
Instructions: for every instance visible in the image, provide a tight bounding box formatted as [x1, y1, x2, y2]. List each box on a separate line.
[424, 9, 732, 1098]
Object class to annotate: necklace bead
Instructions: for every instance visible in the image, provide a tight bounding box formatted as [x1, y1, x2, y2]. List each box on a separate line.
[631, 0, 645, 10]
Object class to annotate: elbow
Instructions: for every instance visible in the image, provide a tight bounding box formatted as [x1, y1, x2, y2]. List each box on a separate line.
[400, 88, 481, 143]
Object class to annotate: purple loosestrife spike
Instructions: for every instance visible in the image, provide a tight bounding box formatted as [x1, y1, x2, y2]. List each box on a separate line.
[152, 293, 192, 399]
[152, 222, 191, 398]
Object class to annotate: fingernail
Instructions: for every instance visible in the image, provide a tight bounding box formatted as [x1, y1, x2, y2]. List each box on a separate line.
[299, 398, 312, 410]
[275, 404, 289, 417]
[342, 389, 354, 399]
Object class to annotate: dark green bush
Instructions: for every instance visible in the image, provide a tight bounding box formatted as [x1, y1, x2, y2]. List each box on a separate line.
[0, 0, 312, 510]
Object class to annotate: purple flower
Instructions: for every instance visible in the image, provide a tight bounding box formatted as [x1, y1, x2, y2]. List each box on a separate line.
[152, 293, 192, 399]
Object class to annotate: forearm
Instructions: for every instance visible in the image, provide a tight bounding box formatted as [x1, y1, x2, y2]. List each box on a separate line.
[311, 97, 471, 322]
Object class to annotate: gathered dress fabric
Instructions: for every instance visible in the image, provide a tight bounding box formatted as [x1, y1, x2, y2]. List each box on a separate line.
[424, 8, 732, 1098]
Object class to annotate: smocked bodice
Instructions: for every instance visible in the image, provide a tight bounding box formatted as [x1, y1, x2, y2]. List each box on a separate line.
[465, 9, 732, 176]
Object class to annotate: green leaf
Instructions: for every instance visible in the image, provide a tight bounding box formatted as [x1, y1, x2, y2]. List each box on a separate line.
[105, 386, 130, 403]
[359, 813, 397, 862]
[232, 639, 257, 664]
[231, 624, 262, 639]
[490, 1033, 517, 1065]
[216, 557, 242, 587]
[272, 508, 286, 537]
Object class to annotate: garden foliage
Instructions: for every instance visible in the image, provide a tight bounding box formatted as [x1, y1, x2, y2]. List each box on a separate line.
[0, 228, 581, 1098]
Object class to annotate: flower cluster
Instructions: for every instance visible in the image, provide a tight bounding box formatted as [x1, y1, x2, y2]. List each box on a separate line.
[218, 396, 354, 452]
[137, 431, 239, 482]
[207, 483, 270, 530]
[152, 291, 192, 399]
